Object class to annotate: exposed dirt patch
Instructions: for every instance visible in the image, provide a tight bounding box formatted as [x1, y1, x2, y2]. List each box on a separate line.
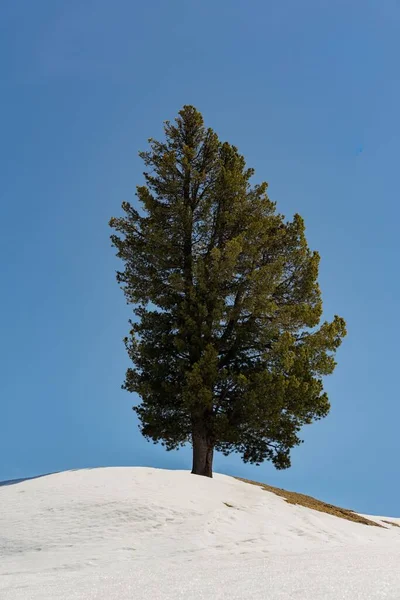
[235, 477, 383, 528]
[381, 520, 400, 528]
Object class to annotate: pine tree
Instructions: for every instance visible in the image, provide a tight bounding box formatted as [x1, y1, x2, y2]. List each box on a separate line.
[110, 106, 346, 478]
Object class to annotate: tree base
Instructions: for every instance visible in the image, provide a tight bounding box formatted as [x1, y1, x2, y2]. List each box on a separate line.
[191, 468, 213, 478]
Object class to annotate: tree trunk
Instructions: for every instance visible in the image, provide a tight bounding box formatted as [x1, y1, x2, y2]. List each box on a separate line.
[191, 429, 214, 478]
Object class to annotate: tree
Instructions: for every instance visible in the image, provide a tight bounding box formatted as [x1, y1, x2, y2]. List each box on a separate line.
[110, 106, 346, 478]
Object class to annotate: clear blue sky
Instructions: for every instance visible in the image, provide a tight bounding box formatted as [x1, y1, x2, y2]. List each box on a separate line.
[1, 0, 399, 516]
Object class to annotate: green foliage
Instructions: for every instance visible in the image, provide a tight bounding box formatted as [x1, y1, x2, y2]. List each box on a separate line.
[110, 106, 346, 470]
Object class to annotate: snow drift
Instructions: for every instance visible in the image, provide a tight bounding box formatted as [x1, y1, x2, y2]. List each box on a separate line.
[1, 467, 399, 599]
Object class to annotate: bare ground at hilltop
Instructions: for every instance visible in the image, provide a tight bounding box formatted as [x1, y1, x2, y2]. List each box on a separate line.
[235, 477, 383, 527]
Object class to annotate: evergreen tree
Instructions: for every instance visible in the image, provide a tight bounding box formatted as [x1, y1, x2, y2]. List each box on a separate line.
[110, 106, 346, 478]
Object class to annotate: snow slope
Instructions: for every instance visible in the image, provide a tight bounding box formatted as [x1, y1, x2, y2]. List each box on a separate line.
[1, 467, 399, 599]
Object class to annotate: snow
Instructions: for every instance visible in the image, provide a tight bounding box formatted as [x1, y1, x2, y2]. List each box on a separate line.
[1, 467, 399, 599]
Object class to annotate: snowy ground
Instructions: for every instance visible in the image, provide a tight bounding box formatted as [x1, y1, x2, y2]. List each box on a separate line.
[1, 467, 399, 599]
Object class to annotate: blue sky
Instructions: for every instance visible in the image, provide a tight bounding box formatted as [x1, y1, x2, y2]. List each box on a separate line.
[1, 0, 399, 515]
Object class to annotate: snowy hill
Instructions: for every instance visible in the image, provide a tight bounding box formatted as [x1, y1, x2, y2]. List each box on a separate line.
[1, 467, 400, 599]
